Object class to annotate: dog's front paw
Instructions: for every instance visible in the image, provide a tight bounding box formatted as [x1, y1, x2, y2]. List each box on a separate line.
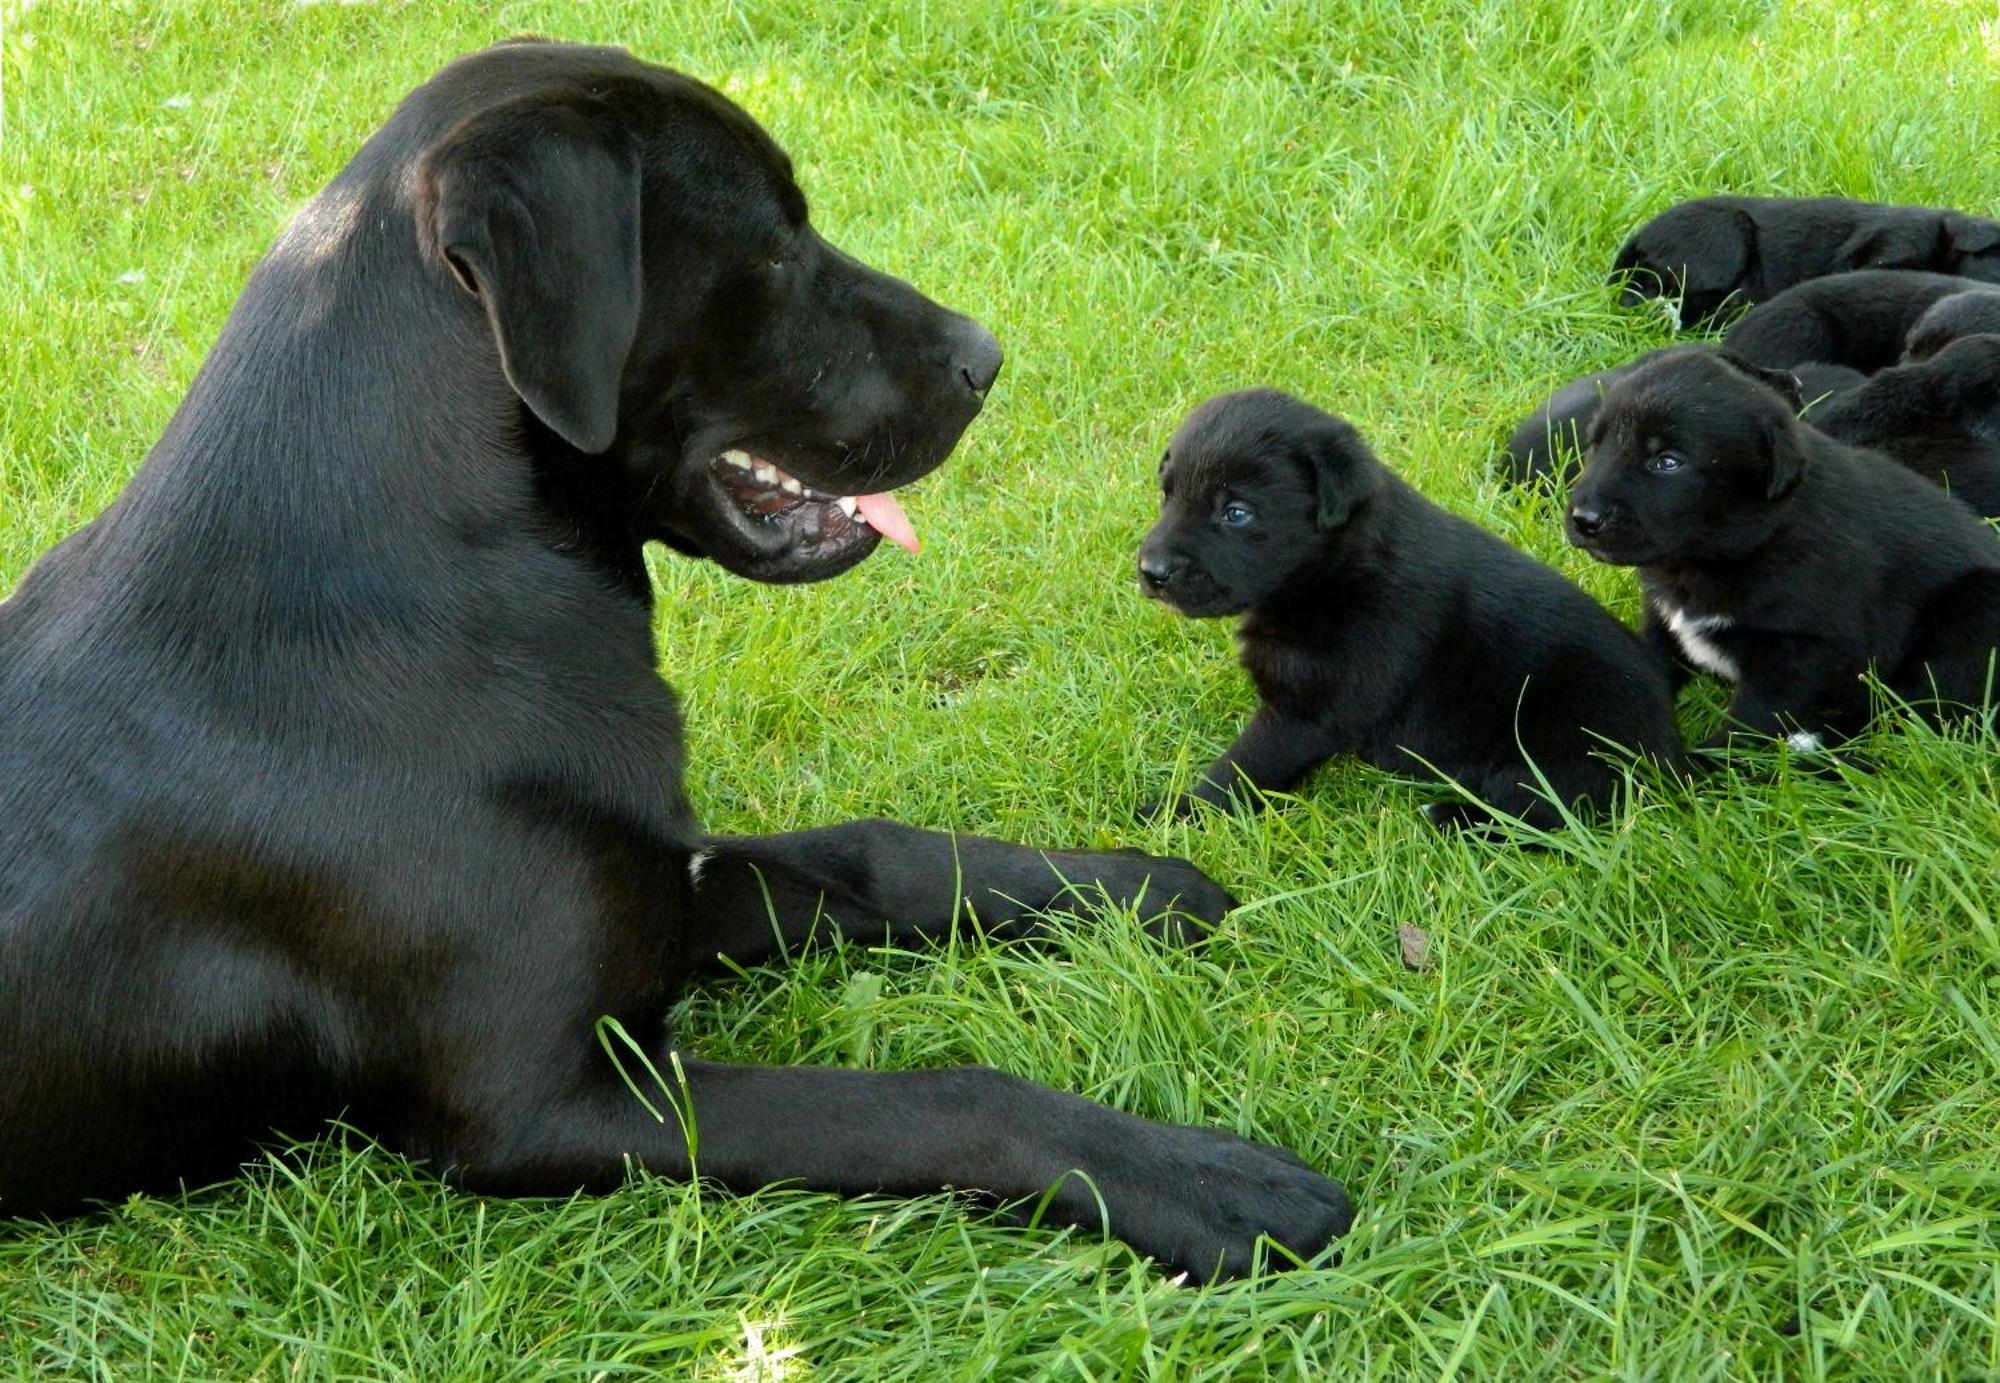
[1078, 1123, 1353, 1283]
[1129, 854, 1238, 940]
[1053, 849, 1238, 943]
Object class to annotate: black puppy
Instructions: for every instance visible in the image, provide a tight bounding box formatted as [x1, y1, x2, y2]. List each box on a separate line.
[1568, 348, 2000, 746]
[0, 43, 1352, 1282]
[1612, 195, 2000, 327]
[1720, 270, 1980, 374]
[1501, 353, 1861, 486]
[1140, 390, 1683, 830]
[1804, 334, 2000, 518]
[1903, 287, 2000, 361]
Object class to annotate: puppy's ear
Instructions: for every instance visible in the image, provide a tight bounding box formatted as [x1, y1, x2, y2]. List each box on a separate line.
[1760, 411, 1811, 500]
[1301, 419, 1385, 530]
[1716, 351, 1806, 411]
[422, 99, 642, 454]
[1670, 206, 1755, 302]
[1835, 216, 1943, 271]
[1945, 212, 2000, 256]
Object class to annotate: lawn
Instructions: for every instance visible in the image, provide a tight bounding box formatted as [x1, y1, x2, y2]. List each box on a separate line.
[4, 0, 1999, 1377]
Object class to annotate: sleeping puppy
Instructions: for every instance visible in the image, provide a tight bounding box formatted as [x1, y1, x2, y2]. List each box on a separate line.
[1803, 334, 2000, 518]
[1611, 196, 2000, 327]
[1721, 270, 1978, 373]
[1140, 390, 1683, 831]
[1567, 347, 2000, 747]
[1500, 353, 1862, 486]
[1902, 287, 2000, 361]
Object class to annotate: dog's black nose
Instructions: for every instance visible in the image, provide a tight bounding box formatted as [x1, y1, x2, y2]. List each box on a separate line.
[1569, 504, 1607, 537]
[952, 322, 1004, 398]
[1138, 554, 1174, 591]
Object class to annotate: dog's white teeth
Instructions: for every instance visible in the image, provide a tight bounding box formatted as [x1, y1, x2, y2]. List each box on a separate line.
[836, 496, 859, 519]
[721, 450, 753, 470]
[780, 476, 804, 495]
[754, 463, 778, 484]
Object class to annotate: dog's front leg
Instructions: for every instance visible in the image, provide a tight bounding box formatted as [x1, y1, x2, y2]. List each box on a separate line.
[452, 1054, 1349, 1284]
[1709, 648, 1869, 750]
[681, 820, 1236, 964]
[1156, 705, 1337, 819]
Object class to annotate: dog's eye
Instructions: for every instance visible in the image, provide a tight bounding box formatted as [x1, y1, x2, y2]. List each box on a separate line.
[1644, 452, 1684, 474]
[1220, 503, 1255, 527]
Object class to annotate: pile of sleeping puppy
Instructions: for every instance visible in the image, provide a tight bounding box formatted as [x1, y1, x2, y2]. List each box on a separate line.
[1137, 195, 2000, 832]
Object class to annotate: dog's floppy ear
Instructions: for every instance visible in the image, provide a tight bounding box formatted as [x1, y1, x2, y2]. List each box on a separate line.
[1760, 412, 1810, 500]
[1712, 351, 1808, 496]
[1715, 351, 1806, 411]
[422, 99, 642, 454]
[1835, 214, 1942, 271]
[1945, 212, 2000, 257]
[1663, 206, 1755, 304]
[1300, 418, 1385, 530]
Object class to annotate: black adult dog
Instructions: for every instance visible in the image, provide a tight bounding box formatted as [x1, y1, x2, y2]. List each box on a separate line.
[1567, 348, 2000, 746]
[0, 42, 1354, 1281]
[1611, 195, 2000, 327]
[1139, 390, 1683, 831]
[1721, 270, 1984, 374]
[1500, 355, 1860, 486]
[1803, 334, 2000, 519]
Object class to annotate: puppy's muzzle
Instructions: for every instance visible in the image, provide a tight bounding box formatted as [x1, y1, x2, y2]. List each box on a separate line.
[1138, 553, 1179, 594]
[1567, 503, 1609, 539]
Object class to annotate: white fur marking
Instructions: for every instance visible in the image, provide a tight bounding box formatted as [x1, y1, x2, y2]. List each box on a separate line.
[1658, 601, 1741, 682]
[687, 849, 712, 886]
[1786, 731, 1825, 754]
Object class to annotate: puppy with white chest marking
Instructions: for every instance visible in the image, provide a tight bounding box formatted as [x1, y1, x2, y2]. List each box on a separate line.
[1568, 347, 2000, 746]
[1139, 390, 1683, 831]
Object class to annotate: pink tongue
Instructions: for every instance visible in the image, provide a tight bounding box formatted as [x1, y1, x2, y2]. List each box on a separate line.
[854, 492, 920, 554]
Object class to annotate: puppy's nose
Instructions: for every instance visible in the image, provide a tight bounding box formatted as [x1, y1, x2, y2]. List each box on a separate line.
[1568, 504, 1607, 537]
[951, 321, 1004, 398]
[1138, 554, 1175, 591]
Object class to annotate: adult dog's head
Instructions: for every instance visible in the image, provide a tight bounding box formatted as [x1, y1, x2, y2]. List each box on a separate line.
[395, 41, 999, 583]
[1567, 347, 1809, 567]
[1137, 389, 1383, 617]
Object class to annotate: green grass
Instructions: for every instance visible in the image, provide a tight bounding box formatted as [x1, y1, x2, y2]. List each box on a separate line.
[5, 0, 2000, 1377]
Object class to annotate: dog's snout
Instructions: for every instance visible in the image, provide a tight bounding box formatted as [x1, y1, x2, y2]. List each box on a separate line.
[951, 321, 1004, 398]
[1568, 504, 1607, 537]
[1138, 553, 1176, 591]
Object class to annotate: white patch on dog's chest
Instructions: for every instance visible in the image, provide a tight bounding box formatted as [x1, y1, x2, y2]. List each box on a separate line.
[1656, 600, 1740, 682]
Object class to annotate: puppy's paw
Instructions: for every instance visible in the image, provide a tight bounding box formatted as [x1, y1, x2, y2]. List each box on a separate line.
[1060, 1123, 1353, 1284]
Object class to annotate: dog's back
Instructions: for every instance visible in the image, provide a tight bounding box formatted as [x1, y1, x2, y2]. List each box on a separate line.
[1383, 483, 1682, 774]
[1723, 270, 1974, 372]
[1804, 334, 2000, 519]
[1243, 464, 1683, 822]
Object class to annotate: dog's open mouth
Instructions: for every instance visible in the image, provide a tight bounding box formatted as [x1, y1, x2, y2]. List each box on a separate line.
[711, 450, 920, 555]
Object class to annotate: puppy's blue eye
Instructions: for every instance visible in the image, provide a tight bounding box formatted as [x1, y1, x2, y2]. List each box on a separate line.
[1644, 452, 1684, 474]
[1221, 503, 1255, 527]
